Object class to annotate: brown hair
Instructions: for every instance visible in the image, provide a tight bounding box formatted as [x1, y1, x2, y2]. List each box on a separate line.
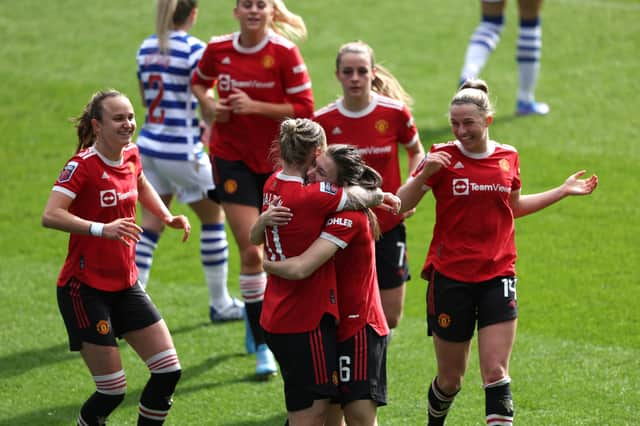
[325, 144, 382, 239]
[73, 90, 124, 153]
[336, 41, 414, 108]
[450, 79, 494, 118]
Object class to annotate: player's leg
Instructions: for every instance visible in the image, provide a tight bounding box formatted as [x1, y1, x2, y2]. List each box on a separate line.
[375, 224, 410, 330]
[223, 202, 275, 373]
[57, 279, 126, 425]
[515, 0, 549, 115]
[189, 197, 242, 322]
[459, 1, 507, 85]
[135, 156, 174, 289]
[78, 344, 127, 426]
[478, 321, 516, 425]
[477, 275, 518, 424]
[425, 271, 475, 425]
[125, 320, 181, 425]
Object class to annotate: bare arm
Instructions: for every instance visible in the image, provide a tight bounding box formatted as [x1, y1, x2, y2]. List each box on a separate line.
[510, 170, 599, 218]
[397, 151, 451, 213]
[343, 187, 401, 214]
[406, 140, 426, 175]
[263, 238, 339, 280]
[42, 191, 143, 246]
[249, 199, 293, 245]
[138, 173, 191, 241]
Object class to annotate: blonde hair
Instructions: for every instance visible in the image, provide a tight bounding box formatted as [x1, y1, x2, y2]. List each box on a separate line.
[450, 79, 494, 118]
[156, 0, 197, 54]
[274, 118, 326, 169]
[271, 0, 307, 42]
[336, 41, 414, 108]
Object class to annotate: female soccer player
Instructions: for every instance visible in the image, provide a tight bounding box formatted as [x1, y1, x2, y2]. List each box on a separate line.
[135, 0, 242, 323]
[263, 144, 391, 426]
[42, 90, 190, 425]
[459, 0, 549, 115]
[314, 40, 425, 330]
[250, 119, 398, 426]
[396, 79, 598, 425]
[191, 0, 313, 376]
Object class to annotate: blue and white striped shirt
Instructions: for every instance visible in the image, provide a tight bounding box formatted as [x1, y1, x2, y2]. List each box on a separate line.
[136, 31, 205, 161]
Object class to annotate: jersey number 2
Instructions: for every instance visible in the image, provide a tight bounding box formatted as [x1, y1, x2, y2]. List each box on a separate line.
[148, 74, 165, 124]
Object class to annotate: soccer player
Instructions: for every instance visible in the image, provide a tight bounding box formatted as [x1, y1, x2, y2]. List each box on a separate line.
[191, 0, 313, 376]
[314, 41, 425, 330]
[263, 144, 391, 426]
[459, 0, 549, 116]
[250, 119, 399, 426]
[42, 90, 190, 425]
[396, 79, 598, 425]
[134, 0, 242, 323]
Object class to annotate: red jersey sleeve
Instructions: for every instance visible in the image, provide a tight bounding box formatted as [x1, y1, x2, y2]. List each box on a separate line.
[398, 105, 419, 148]
[280, 45, 314, 118]
[191, 43, 218, 88]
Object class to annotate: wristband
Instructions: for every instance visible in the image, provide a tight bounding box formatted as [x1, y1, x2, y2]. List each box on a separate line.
[89, 222, 104, 237]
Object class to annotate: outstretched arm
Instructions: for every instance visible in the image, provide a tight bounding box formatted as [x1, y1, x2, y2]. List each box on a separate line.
[397, 151, 451, 213]
[138, 173, 191, 241]
[510, 170, 599, 218]
[263, 238, 339, 280]
[343, 187, 401, 214]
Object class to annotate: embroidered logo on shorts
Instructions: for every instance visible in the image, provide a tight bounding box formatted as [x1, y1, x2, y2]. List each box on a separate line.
[438, 313, 451, 328]
[57, 161, 78, 183]
[224, 179, 238, 194]
[96, 320, 110, 335]
[332, 370, 339, 386]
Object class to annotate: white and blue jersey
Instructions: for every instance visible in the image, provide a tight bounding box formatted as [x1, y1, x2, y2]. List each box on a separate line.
[136, 30, 205, 161]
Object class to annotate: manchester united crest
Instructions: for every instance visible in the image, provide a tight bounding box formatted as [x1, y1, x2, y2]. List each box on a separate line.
[374, 119, 389, 134]
[262, 55, 275, 69]
[96, 320, 110, 335]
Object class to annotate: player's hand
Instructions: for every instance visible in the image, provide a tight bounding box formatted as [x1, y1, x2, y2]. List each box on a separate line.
[381, 192, 401, 215]
[562, 170, 599, 196]
[103, 217, 143, 247]
[262, 196, 293, 226]
[164, 215, 191, 242]
[215, 98, 232, 123]
[419, 151, 452, 180]
[227, 88, 256, 115]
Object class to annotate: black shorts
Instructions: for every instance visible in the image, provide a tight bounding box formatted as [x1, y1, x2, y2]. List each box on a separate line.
[264, 315, 339, 412]
[426, 270, 518, 342]
[57, 278, 162, 351]
[211, 156, 271, 209]
[375, 223, 410, 290]
[334, 325, 387, 407]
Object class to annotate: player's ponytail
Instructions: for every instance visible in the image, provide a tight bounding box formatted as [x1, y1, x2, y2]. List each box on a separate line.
[271, 0, 307, 42]
[73, 90, 123, 153]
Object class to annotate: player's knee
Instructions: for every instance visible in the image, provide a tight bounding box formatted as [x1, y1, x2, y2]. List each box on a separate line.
[482, 366, 508, 385]
[240, 245, 263, 269]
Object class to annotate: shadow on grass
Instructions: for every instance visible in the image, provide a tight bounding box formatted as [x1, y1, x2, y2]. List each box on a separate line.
[1, 343, 75, 379]
[0, 354, 279, 426]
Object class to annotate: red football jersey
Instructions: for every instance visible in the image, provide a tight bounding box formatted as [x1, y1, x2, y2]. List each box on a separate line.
[321, 210, 389, 341]
[52, 145, 142, 291]
[192, 30, 314, 174]
[314, 93, 419, 232]
[260, 172, 346, 333]
[415, 140, 522, 282]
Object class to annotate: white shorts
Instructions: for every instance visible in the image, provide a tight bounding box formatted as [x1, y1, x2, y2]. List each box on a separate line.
[141, 154, 215, 204]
